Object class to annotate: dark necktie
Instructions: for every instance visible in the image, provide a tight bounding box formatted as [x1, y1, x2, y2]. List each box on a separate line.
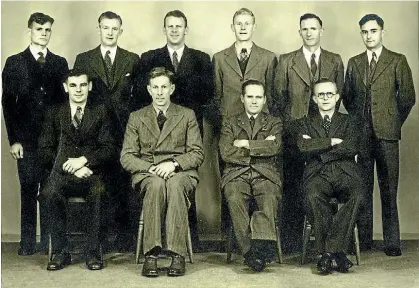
[239, 48, 249, 62]
[322, 115, 331, 135]
[369, 52, 377, 82]
[310, 53, 317, 76]
[104, 50, 112, 73]
[250, 116, 255, 131]
[73, 106, 83, 129]
[157, 110, 166, 131]
[38, 52, 46, 66]
[172, 51, 179, 72]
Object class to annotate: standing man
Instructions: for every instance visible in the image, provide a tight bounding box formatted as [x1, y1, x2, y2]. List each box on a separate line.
[213, 8, 277, 126]
[219, 80, 282, 272]
[121, 67, 204, 277]
[273, 13, 344, 253]
[136, 10, 213, 135]
[2, 12, 69, 255]
[73, 11, 140, 250]
[342, 14, 416, 256]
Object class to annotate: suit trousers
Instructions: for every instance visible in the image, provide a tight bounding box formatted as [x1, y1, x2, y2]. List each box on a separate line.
[359, 125, 400, 249]
[223, 170, 281, 255]
[135, 172, 197, 257]
[303, 165, 362, 253]
[42, 172, 105, 252]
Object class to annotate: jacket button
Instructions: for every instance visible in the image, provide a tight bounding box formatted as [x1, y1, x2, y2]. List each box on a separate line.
[240, 78, 244, 82]
[40, 87, 44, 91]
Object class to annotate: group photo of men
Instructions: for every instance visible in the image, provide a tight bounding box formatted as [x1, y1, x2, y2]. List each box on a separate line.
[1, 1, 418, 286]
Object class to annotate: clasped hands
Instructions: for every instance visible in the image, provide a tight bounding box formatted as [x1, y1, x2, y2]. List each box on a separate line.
[63, 156, 92, 179]
[148, 161, 176, 180]
[302, 134, 343, 146]
[233, 135, 276, 148]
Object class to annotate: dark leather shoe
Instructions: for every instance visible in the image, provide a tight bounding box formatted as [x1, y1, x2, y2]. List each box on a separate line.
[167, 254, 186, 277]
[47, 252, 71, 271]
[244, 255, 266, 272]
[86, 251, 103, 270]
[18, 245, 36, 256]
[317, 253, 333, 275]
[384, 246, 402, 257]
[142, 256, 159, 277]
[334, 252, 353, 273]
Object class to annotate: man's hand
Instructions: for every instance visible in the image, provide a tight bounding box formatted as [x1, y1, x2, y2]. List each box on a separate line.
[63, 156, 88, 174]
[265, 135, 276, 141]
[154, 161, 176, 180]
[73, 167, 93, 179]
[331, 138, 343, 146]
[233, 139, 250, 149]
[302, 134, 312, 139]
[148, 165, 157, 174]
[10, 143, 24, 160]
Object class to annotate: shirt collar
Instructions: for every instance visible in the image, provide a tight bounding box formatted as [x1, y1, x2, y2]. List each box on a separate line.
[302, 46, 321, 66]
[70, 102, 87, 117]
[246, 112, 258, 119]
[167, 45, 185, 62]
[319, 110, 335, 121]
[366, 46, 383, 63]
[100, 45, 118, 62]
[235, 42, 253, 57]
[29, 44, 48, 60]
[153, 104, 170, 116]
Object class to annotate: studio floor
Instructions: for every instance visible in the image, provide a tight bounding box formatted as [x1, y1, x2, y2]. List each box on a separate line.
[1, 241, 418, 288]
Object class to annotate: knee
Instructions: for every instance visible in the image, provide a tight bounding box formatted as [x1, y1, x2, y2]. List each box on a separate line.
[166, 174, 195, 198]
[142, 177, 166, 202]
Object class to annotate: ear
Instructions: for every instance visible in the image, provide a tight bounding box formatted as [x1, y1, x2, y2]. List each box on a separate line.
[162, 26, 167, 35]
[334, 93, 340, 102]
[312, 95, 318, 105]
[298, 29, 302, 38]
[252, 23, 257, 32]
[263, 95, 267, 105]
[118, 27, 124, 36]
[231, 23, 235, 33]
[147, 84, 152, 96]
[240, 94, 245, 104]
[319, 28, 324, 37]
[184, 26, 189, 35]
[88, 81, 93, 91]
[381, 29, 386, 38]
[63, 82, 68, 93]
[169, 84, 175, 95]
[27, 28, 31, 37]
[97, 25, 101, 35]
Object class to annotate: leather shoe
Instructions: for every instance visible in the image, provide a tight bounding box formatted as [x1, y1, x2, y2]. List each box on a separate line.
[317, 253, 333, 275]
[18, 245, 36, 256]
[334, 252, 353, 273]
[142, 256, 159, 277]
[244, 255, 266, 272]
[384, 246, 402, 257]
[86, 251, 104, 270]
[167, 254, 186, 277]
[47, 252, 71, 271]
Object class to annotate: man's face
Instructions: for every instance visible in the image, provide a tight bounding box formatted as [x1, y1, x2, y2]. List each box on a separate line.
[164, 16, 188, 47]
[63, 75, 91, 106]
[231, 14, 256, 42]
[360, 20, 384, 50]
[147, 75, 175, 108]
[28, 22, 52, 48]
[98, 18, 123, 47]
[313, 82, 339, 113]
[241, 84, 266, 115]
[299, 18, 323, 48]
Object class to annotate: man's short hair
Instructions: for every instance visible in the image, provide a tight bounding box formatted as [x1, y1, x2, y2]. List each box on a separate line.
[98, 11, 122, 25]
[300, 13, 322, 27]
[28, 12, 54, 28]
[359, 14, 384, 29]
[63, 69, 90, 83]
[232, 8, 255, 24]
[147, 67, 174, 85]
[313, 77, 337, 92]
[164, 10, 188, 27]
[241, 79, 265, 96]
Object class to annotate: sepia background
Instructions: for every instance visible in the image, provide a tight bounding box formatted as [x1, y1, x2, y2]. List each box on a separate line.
[1, 1, 418, 242]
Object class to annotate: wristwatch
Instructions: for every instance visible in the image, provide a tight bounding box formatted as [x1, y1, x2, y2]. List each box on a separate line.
[172, 159, 181, 172]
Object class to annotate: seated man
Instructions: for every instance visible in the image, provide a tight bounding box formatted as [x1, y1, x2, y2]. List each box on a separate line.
[120, 67, 204, 277]
[39, 70, 118, 271]
[219, 79, 283, 272]
[291, 78, 363, 274]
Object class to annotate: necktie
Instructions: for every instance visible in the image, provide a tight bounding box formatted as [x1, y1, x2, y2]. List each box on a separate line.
[172, 51, 179, 72]
[322, 115, 331, 135]
[249, 116, 255, 131]
[239, 48, 249, 62]
[37, 52, 46, 66]
[310, 53, 317, 76]
[369, 52, 377, 82]
[157, 110, 166, 131]
[104, 50, 112, 72]
[73, 106, 83, 129]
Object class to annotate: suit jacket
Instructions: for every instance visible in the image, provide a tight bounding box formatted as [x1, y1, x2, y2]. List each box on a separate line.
[136, 45, 213, 123]
[290, 112, 363, 183]
[38, 100, 119, 176]
[219, 111, 283, 189]
[213, 43, 278, 119]
[73, 46, 140, 141]
[2, 47, 69, 147]
[274, 47, 344, 121]
[120, 104, 204, 187]
[342, 47, 416, 140]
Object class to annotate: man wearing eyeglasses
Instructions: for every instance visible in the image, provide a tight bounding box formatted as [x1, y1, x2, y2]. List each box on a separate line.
[342, 14, 415, 256]
[291, 78, 363, 275]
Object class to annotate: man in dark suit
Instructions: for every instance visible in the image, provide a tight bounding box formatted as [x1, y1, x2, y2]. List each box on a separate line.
[73, 11, 140, 250]
[219, 79, 282, 272]
[136, 10, 213, 134]
[213, 8, 277, 125]
[342, 14, 416, 256]
[273, 13, 344, 253]
[2, 12, 69, 255]
[39, 70, 118, 271]
[121, 67, 204, 277]
[292, 78, 363, 274]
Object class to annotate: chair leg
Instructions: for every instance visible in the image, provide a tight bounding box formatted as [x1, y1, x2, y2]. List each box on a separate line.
[135, 211, 144, 264]
[48, 234, 52, 261]
[275, 219, 283, 264]
[187, 225, 194, 264]
[354, 223, 361, 265]
[226, 223, 233, 264]
[301, 216, 311, 265]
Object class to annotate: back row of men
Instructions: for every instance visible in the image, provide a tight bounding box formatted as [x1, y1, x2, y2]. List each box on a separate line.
[2, 8, 415, 275]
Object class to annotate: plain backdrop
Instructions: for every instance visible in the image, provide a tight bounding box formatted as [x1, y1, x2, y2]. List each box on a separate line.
[1, 1, 418, 241]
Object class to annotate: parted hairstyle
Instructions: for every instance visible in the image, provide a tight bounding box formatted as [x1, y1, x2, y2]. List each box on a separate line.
[359, 14, 384, 29]
[300, 13, 323, 27]
[98, 11, 122, 25]
[164, 10, 188, 27]
[28, 12, 54, 28]
[147, 67, 175, 85]
[241, 79, 265, 96]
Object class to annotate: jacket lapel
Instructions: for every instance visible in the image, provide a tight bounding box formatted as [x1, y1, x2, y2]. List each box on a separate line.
[141, 106, 160, 140]
[90, 46, 108, 86]
[354, 52, 368, 87]
[251, 112, 268, 139]
[176, 45, 191, 74]
[244, 43, 261, 75]
[328, 112, 344, 137]
[110, 47, 128, 88]
[319, 49, 334, 79]
[237, 113, 252, 139]
[157, 104, 183, 146]
[78, 103, 95, 136]
[292, 48, 311, 87]
[225, 44, 243, 77]
[371, 47, 393, 84]
[61, 104, 78, 142]
[310, 114, 327, 138]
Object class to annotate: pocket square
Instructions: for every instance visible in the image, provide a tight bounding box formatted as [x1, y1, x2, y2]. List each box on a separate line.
[125, 73, 131, 77]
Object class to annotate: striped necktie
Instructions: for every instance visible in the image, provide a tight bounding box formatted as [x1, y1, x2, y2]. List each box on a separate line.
[73, 106, 83, 129]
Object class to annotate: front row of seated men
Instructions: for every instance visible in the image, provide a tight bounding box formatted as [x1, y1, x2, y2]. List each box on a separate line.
[38, 67, 363, 276]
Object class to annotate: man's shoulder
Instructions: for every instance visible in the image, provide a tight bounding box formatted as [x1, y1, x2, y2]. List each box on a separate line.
[172, 103, 195, 116]
[321, 48, 342, 59]
[117, 47, 139, 59]
[186, 47, 210, 58]
[253, 44, 276, 58]
[141, 47, 165, 59]
[213, 45, 234, 59]
[75, 46, 100, 59]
